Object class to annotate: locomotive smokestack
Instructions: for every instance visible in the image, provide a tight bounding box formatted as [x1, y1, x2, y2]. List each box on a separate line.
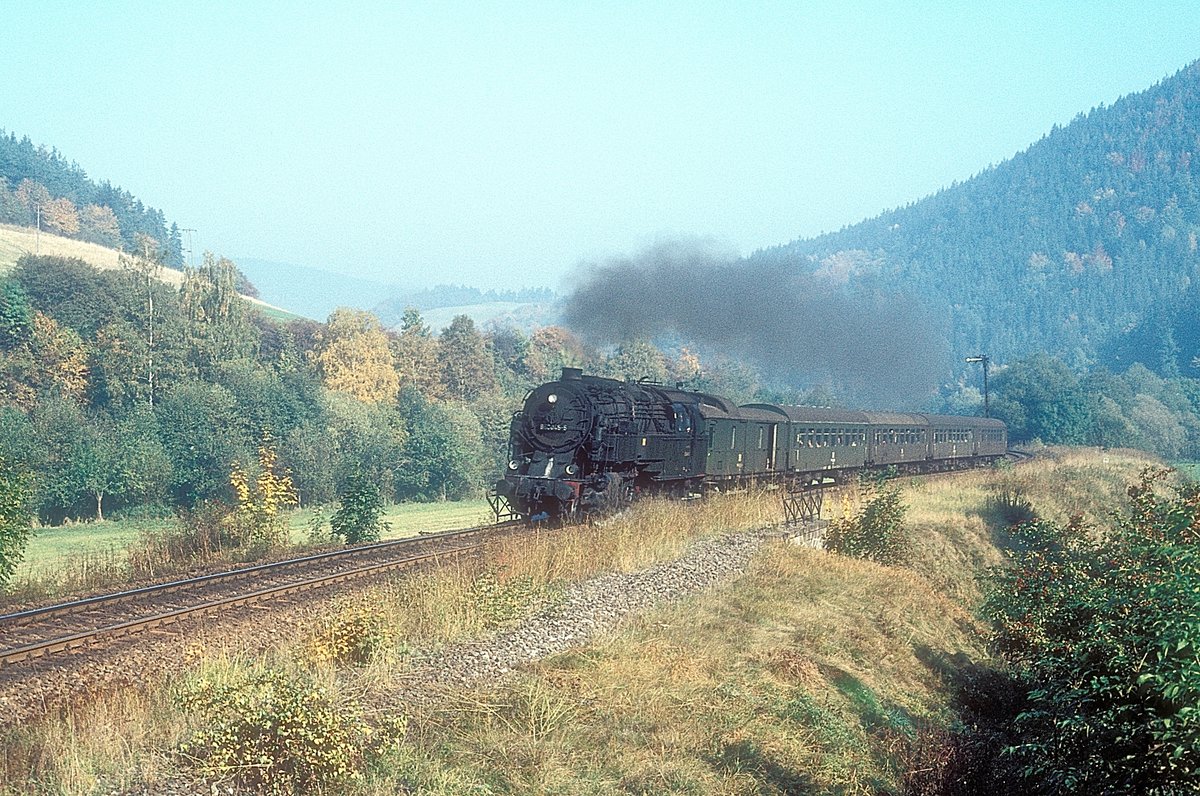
[561, 367, 583, 380]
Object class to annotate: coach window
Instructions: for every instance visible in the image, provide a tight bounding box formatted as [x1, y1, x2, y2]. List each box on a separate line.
[731, 427, 737, 450]
[758, 427, 765, 450]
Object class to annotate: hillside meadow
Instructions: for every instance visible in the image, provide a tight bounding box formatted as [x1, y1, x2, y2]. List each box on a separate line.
[0, 447, 1165, 795]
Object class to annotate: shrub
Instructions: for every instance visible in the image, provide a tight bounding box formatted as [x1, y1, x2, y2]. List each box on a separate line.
[305, 597, 390, 666]
[177, 667, 380, 794]
[224, 440, 297, 547]
[469, 567, 554, 628]
[824, 479, 909, 564]
[984, 488, 1037, 527]
[331, 473, 388, 544]
[983, 468, 1200, 793]
[0, 455, 33, 589]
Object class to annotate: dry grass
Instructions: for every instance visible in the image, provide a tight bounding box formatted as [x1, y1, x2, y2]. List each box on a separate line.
[378, 544, 988, 795]
[0, 449, 1164, 795]
[0, 222, 185, 284]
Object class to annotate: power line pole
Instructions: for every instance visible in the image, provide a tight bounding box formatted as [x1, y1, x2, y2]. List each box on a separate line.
[965, 354, 991, 418]
[181, 227, 197, 267]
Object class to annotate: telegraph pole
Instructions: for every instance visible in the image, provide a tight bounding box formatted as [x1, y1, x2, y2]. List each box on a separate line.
[965, 354, 991, 417]
[181, 228, 197, 267]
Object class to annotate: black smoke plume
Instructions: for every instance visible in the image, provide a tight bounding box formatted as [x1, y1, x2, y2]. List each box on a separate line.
[562, 241, 950, 408]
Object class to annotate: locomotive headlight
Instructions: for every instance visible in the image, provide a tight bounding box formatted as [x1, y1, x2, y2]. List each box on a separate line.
[508, 459, 520, 470]
[547, 393, 558, 404]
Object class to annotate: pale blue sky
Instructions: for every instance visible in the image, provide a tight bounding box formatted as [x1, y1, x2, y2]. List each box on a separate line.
[2, 2, 1197, 289]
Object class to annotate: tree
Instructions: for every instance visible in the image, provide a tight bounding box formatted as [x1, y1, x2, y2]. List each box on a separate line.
[601, 340, 670, 383]
[396, 393, 487, 501]
[41, 197, 80, 236]
[316, 309, 399, 404]
[69, 420, 123, 521]
[180, 252, 259, 375]
[155, 381, 248, 507]
[14, 255, 119, 337]
[324, 392, 407, 498]
[28, 396, 87, 522]
[989, 354, 1091, 444]
[0, 278, 31, 349]
[13, 179, 50, 225]
[526, 326, 587, 382]
[29, 313, 89, 402]
[438, 314, 496, 401]
[79, 204, 122, 247]
[0, 454, 33, 589]
[488, 324, 530, 385]
[120, 235, 167, 405]
[391, 308, 442, 400]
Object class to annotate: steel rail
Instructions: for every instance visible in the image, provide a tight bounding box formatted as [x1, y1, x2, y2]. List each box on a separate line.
[0, 521, 519, 629]
[0, 537, 496, 666]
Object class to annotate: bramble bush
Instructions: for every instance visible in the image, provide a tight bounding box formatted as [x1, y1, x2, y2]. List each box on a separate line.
[825, 477, 909, 565]
[985, 467, 1200, 794]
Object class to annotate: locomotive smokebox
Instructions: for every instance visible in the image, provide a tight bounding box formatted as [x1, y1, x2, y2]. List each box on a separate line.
[561, 366, 583, 380]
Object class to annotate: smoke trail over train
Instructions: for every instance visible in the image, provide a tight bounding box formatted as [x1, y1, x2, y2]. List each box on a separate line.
[562, 241, 950, 406]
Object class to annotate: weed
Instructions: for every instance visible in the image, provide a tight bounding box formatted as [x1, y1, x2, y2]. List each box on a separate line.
[303, 596, 390, 666]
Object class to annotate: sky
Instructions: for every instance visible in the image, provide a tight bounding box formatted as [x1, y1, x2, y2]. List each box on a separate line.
[2, 2, 1198, 291]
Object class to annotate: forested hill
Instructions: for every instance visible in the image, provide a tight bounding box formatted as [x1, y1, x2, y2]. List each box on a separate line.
[753, 60, 1200, 376]
[0, 131, 183, 266]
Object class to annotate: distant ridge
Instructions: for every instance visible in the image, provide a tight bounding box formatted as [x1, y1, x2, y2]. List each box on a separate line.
[235, 257, 405, 321]
[752, 59, 1200, 376]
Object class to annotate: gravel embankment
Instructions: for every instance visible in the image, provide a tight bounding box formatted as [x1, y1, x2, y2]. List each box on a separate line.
[395, 524, 815, 698]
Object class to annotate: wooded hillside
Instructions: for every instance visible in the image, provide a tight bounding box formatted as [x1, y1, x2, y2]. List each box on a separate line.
[753, 60, 1200, 377]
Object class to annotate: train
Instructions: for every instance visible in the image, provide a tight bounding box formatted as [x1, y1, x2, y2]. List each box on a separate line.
[494, 367, 1007, 519]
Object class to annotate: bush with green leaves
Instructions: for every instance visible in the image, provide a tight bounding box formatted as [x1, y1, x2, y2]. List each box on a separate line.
[985, 467, 1200, 793]
[177, 667, 386, 794]
[0, 455, 33, 588]
[824, 478, 909, 564]
[330, 473, 388, 544]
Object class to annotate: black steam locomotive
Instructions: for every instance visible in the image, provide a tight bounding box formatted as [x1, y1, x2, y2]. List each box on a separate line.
[494, 368, 1007, 519]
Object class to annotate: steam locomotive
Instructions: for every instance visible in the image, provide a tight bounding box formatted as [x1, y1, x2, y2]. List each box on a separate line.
[494, 368, 1007, 519]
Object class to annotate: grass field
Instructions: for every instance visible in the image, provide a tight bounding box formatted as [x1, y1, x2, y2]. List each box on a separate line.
[289, 499, 494, 542]
[10, 499, 495, 600]
[0, 223, 184, 284]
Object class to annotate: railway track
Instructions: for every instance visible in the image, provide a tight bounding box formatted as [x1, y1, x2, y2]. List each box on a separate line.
[0, 521, 528, 669]
[2, 453, 1031, 672]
